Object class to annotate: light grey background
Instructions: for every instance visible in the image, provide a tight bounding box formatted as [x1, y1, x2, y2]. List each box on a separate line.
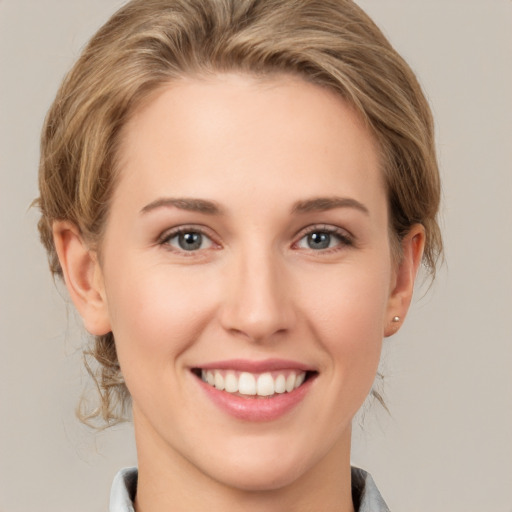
[1, 1, 511, 511]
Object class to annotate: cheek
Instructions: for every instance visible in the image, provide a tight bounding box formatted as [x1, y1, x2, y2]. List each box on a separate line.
[104, 263, 218, 372]
[302, 259, 390, 331]
[299, 262, 390, 382]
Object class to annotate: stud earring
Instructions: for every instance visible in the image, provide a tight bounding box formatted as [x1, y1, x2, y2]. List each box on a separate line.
[392, 316, 400, 323]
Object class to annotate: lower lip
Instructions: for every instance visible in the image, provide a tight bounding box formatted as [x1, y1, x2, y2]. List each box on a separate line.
[195, 374, 315, 422]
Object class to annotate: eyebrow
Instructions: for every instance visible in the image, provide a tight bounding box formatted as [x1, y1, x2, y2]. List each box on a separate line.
[140, 195, 369, 216]
[140, 197, 223, 215]
[291, 196, 369, 215]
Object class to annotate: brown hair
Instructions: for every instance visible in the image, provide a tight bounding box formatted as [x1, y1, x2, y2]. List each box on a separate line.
[36, 0, 442, 426]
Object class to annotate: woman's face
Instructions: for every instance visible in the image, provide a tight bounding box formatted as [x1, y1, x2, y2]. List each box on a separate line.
[91, 74, 412, 491]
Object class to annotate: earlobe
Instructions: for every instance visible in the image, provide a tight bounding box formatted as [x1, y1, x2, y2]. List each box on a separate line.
[52, 221, 111, 336]
[384, 224, 425, 337]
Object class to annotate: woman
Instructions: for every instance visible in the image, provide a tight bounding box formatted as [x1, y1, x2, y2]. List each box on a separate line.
[36, 0, 441, 510]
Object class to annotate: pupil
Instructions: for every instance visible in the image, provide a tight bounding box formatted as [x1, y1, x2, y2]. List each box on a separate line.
[308, 232, 330, 249]
[179, 232, 202, 250]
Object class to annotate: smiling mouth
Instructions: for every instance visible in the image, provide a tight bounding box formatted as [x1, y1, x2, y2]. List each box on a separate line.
[192, 368, 316, 398]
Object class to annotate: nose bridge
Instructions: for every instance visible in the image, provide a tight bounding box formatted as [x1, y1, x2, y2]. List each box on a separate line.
[220, 241, 294, 342]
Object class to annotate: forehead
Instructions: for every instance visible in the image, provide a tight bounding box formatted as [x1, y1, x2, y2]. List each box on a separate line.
[114, 73, 384, 213]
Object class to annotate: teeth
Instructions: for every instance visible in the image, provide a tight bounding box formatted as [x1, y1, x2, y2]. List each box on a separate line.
[274, 374, 286, 394]
[295, 372, 305, 388]
[200, 369, 308, 397]
[238, 372, 256, 395]
[224, 371, 238, 393]
[257, 373, 274, 396]
[214, 372, 225, 391]
[285, 373, 296, 392]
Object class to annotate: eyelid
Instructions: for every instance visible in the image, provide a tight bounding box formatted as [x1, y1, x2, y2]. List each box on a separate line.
[157, 224, 221, 251]
[155, 223, 354, 253]
[292, 224, 354, 250]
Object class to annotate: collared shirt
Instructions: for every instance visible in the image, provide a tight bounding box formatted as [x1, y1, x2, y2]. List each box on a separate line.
[109, 466, 390, 511]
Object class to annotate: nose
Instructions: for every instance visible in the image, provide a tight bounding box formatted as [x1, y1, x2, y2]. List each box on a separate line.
[219, 247, 296, 343]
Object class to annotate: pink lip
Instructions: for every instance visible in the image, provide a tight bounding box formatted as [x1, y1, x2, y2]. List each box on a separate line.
[192, 359, 317, 422]
[197, 358, 315, 373]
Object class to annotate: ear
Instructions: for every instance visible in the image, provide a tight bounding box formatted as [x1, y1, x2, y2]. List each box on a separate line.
[384, 224, 425, 337]
[53, 221, 111, 336]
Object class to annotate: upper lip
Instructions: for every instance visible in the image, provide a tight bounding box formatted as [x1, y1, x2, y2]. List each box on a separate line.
[194, 358, 316, 373]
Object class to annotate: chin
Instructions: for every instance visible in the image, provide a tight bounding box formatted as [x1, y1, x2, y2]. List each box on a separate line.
[197, 437, 326, 493]
[212, 459, 308, 493]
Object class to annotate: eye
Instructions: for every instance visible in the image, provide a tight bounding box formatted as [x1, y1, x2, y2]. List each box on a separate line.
[295, 226, 352, 251]
[161, 228, 215, 252]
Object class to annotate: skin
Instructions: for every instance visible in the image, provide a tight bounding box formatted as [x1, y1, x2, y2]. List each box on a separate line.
[54, 73, 424, 512]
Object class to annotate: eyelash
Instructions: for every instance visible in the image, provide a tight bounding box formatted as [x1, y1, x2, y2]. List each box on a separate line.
[294, 224, 354, 253]
[158, 225, 219, 254]
[157, 224, 354, 254]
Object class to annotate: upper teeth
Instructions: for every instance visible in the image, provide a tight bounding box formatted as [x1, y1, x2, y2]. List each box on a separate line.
[201, 369, 306, 397]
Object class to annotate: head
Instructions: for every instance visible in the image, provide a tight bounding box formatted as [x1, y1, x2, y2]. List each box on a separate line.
[37, 0, 441, 429]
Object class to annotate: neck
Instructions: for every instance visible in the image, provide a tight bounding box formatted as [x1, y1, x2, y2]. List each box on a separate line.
[133, 411, 355, 512]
